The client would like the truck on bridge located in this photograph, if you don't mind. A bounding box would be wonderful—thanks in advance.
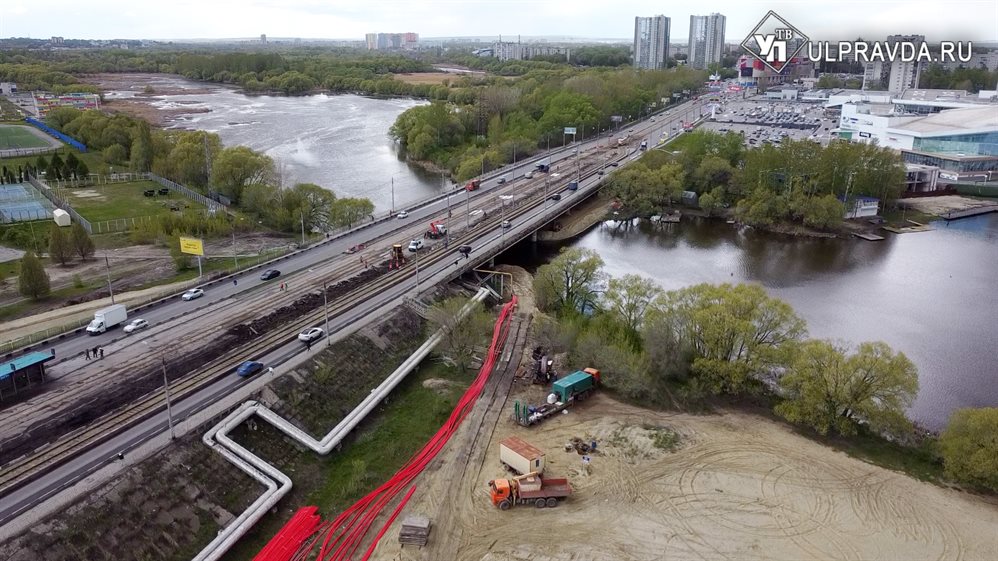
[465,179,481,191]
[86,304,127,335]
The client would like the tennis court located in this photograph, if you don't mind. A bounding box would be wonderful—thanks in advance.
[0,125,51,149]
[0,183,54,223]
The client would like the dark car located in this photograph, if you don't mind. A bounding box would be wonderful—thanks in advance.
[260,269,281,281]
[547,194,562,201]
[236,361,265,377]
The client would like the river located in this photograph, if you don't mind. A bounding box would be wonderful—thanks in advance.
[125,77,994,430]
[107,76,439,211]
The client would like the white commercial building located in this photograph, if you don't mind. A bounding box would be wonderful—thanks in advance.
[839,104,998,152]
[688,13,725,70]
[633,15,671,70]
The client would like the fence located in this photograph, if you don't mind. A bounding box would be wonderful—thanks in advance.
[90,215,158,234]
[0,146,58,159]
[146,173,226,213]
[26,175,93,233]
[24,117,87,152]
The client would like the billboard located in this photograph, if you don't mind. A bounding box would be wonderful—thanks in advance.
[179,236,204,256]
[564,127,577,135]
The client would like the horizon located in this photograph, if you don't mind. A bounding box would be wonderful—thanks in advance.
[2,1,996,44]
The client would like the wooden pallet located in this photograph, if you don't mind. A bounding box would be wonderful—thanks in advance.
[399,515,431,546]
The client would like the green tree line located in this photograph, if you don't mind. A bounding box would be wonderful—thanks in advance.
[390,66,707,180]
[608,130,905,230]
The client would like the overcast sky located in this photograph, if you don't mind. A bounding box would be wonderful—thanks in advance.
[2,0,996,42]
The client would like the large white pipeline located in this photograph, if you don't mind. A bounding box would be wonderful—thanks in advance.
[192,288,491,561]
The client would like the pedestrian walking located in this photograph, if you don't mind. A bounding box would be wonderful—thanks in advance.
[233,278,237,286]
[99,348,104,360]
[93,345,99,358]
[306,339,312,351]
[85,349,91,361]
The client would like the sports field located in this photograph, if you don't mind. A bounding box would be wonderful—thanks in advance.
[0,125,51,149]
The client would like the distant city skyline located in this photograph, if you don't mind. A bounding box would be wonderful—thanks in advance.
[1,0,995,43]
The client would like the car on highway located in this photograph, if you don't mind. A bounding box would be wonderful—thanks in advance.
[182,288,204,301]
[236,361,265,377]
[396,211,409,219]
[497,176,508,185]
[547,194,562,201]
[408,239,425,252]
[524,171,534,179]
[501,220,512,229]
[260,269,281,281]
[298,327,325,342]
[123,318,149,333]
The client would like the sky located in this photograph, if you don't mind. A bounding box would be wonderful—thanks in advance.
[2,0,996,42]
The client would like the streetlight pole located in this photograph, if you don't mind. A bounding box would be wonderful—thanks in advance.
[232,228,238,269]
[466,189,471,229]
[391,177,395,215]
[104,256,115,304]
[414,248,420,290]
[161,356,175,440]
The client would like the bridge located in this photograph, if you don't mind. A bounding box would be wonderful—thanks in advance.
[0,99,703,535]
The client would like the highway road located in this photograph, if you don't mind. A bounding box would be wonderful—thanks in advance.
[0,98,703,533]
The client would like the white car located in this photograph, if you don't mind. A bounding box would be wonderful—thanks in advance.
[524,171,534,179]
[123,318,149,333]
[182,288,204,301]
[298,327,325,342]
[396,211,409,219]
[501,220,512,229]
[408,239,425,252]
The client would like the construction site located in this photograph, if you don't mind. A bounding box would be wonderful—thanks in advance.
[2,266,997,561]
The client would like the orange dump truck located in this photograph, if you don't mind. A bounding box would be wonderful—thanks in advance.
[488,473,572,510]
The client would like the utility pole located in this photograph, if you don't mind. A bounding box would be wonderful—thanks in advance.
[161,357,175,440]
[231,228,238,269]
[104,256,115,304]
[391,177,395,214]
[466,189,471,229]
[414,248,421,290]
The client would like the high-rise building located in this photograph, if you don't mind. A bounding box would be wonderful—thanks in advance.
[633,15,671,70]
[365,32,420,51]
[688,13,726,69]
[260,34,267,44]
[862,35,926,92]
[365,33,378,50]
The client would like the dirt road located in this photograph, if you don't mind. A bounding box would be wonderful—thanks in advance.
[373,397,998,561]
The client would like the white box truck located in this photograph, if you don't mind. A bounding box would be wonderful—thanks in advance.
[499,436,545,476]
[86,304,127,335]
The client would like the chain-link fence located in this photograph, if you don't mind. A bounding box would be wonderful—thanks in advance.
[0,182,54,223]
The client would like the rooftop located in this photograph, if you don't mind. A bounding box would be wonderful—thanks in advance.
[0,351,55,382]
[891,106,998,136]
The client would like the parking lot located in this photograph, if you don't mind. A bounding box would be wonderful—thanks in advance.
[697,94,841,148]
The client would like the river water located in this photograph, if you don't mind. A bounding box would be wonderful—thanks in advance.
[112,76,438,211]
[131,77,995,430]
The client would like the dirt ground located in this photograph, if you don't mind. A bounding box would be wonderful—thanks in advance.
[373,396,998,561]
[86,74,218,127]
[899,195,998,216]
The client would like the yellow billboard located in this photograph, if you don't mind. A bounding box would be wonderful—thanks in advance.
[179,236,204,256]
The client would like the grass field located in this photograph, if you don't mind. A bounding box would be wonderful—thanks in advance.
[0,125,50,149]
[58,180,202,222]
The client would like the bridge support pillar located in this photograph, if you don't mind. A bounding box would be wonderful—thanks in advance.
[531,231,538,243]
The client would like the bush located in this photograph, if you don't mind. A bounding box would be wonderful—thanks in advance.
[938,407,998,492]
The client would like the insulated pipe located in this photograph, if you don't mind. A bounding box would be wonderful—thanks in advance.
[191,288,492,561]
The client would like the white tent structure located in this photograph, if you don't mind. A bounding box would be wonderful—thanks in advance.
[52,208,71,227]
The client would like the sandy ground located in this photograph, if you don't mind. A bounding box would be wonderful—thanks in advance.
[373,397,998,561]
[899,195,998,216]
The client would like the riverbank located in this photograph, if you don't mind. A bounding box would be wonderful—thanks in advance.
[537,195,610,243]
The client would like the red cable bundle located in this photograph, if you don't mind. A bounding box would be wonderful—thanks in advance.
[284,296,518,561]
[254,506,321,561]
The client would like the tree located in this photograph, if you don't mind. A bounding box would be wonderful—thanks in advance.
[603,274,662,334]
[666,283,807,394]
[938,408,998,491]
[330,197,374,229]
[48,224,73,265]
[70,222,95,261]
[210,146,274,203]
[775,340,919,435]
[534,247,606,314]
[129,120,155,172]
[18,251,50,300]
[698,186,725,216]
[427,297,493,371]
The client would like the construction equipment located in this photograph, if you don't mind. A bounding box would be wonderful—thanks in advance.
[390,244,406,269]
[531,347,554,384]
[499,437,545,475]
[513,368,600,427]
[425,220,447,239]
[488,472,572,510]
